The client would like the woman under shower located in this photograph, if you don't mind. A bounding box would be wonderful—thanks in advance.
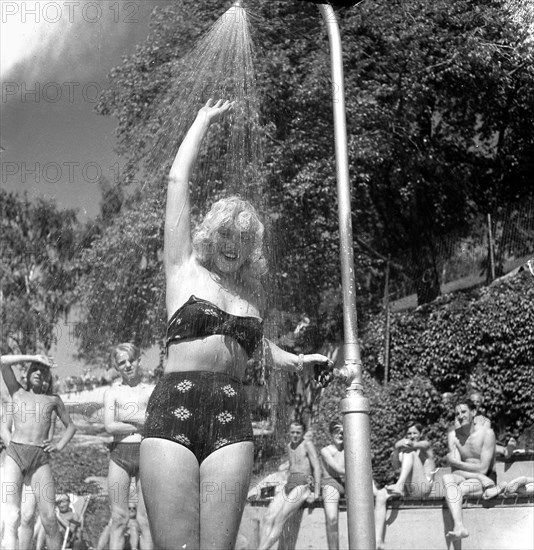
[140,99,333,550]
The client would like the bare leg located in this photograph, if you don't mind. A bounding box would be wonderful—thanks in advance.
[108,460,131,550]
[199,442,254,550]
[35,519,47,550]
[259,489,286,549]
[32,464,62,550]
[386,451,414,495]
[451,469,496,499]
[140,439,200,550]
[503,476,533,495]
[443,474,479,540]
[374,488,390,550]
[127,520,140,550]
[96,519,112,550]
[259,485,310,550]
[2,456,23,550]
[322,484,341,550]
[19,483,37,550]
[134,476,153,550]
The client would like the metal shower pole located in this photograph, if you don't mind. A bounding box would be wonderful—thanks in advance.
[317,3,376,549]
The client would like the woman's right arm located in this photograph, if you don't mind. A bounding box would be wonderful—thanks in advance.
[164,99,234,271]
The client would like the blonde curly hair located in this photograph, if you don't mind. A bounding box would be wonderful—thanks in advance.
[192,196,267,279]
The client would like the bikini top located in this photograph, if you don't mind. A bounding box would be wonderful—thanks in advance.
[166,295,264,357]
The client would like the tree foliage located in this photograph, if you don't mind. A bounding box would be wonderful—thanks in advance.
[314,271,534,484]
[78,0,534,356]
[0,190,80,354]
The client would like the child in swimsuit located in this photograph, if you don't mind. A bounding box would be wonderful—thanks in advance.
[320,421,346,550]
[1,354,76,550]
[104,343,153,550]
[258,421,321,550]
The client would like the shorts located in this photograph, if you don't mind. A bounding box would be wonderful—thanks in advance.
[321,475,345,496]
[284,472,314,496]
[144,371,253,464]
[5,442,49,478]
[109,442,140,478]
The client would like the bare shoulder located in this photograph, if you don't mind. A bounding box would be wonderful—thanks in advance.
[483,426,496,442]
[304,439,318,454]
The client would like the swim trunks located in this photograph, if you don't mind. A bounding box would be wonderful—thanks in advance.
[166,295,263,357]
[283,472,314,496]
[5,442,49,477]
[109,441,140,478]
[144,371,253,464]
[321,474,345,496]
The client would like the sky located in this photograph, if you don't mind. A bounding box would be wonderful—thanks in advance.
[1,0,176,219]
[1,0,176,376]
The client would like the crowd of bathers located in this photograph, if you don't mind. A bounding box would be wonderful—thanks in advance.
[254,393,534,550]
[2,351,533,550]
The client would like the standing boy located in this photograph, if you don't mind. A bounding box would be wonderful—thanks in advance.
[104,343,153,550]
[1,354,76,550]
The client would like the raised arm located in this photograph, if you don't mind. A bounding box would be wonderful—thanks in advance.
[164,99,234,271]
[2,354,56,399]
[0,354,41,395]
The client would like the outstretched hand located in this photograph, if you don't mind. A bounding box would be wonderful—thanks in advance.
[303,354,334,388]
[199,98,235,124]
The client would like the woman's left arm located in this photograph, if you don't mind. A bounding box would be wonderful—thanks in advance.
[264,339,333,386]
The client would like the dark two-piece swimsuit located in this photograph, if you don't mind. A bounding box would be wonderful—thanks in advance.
[143,295,263,463]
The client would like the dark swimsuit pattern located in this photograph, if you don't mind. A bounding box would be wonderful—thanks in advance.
[144,296,262,463]
[144,371,253,463]
[165,295,263,357]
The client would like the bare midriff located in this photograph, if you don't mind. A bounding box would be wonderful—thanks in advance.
[166,335,249,380]
[10,396,55,446]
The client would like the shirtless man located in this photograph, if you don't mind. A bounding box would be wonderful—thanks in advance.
[320,421,345,550]
[0,354,76,550]
[104,343,153,550]
[443,396,496,541]
[258,421,321,550]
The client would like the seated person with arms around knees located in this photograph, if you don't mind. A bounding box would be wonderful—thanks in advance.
[386,421,437,497]
[375,422,437,550]
[320,420,346,550]
[443,395,497,541]
[259,421,321,550]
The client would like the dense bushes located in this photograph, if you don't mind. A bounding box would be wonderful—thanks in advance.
[314,271,534,485]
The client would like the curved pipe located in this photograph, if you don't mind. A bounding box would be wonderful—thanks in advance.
[317,4,376,549]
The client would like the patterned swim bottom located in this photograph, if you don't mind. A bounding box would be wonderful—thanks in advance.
[144,371,253,464]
